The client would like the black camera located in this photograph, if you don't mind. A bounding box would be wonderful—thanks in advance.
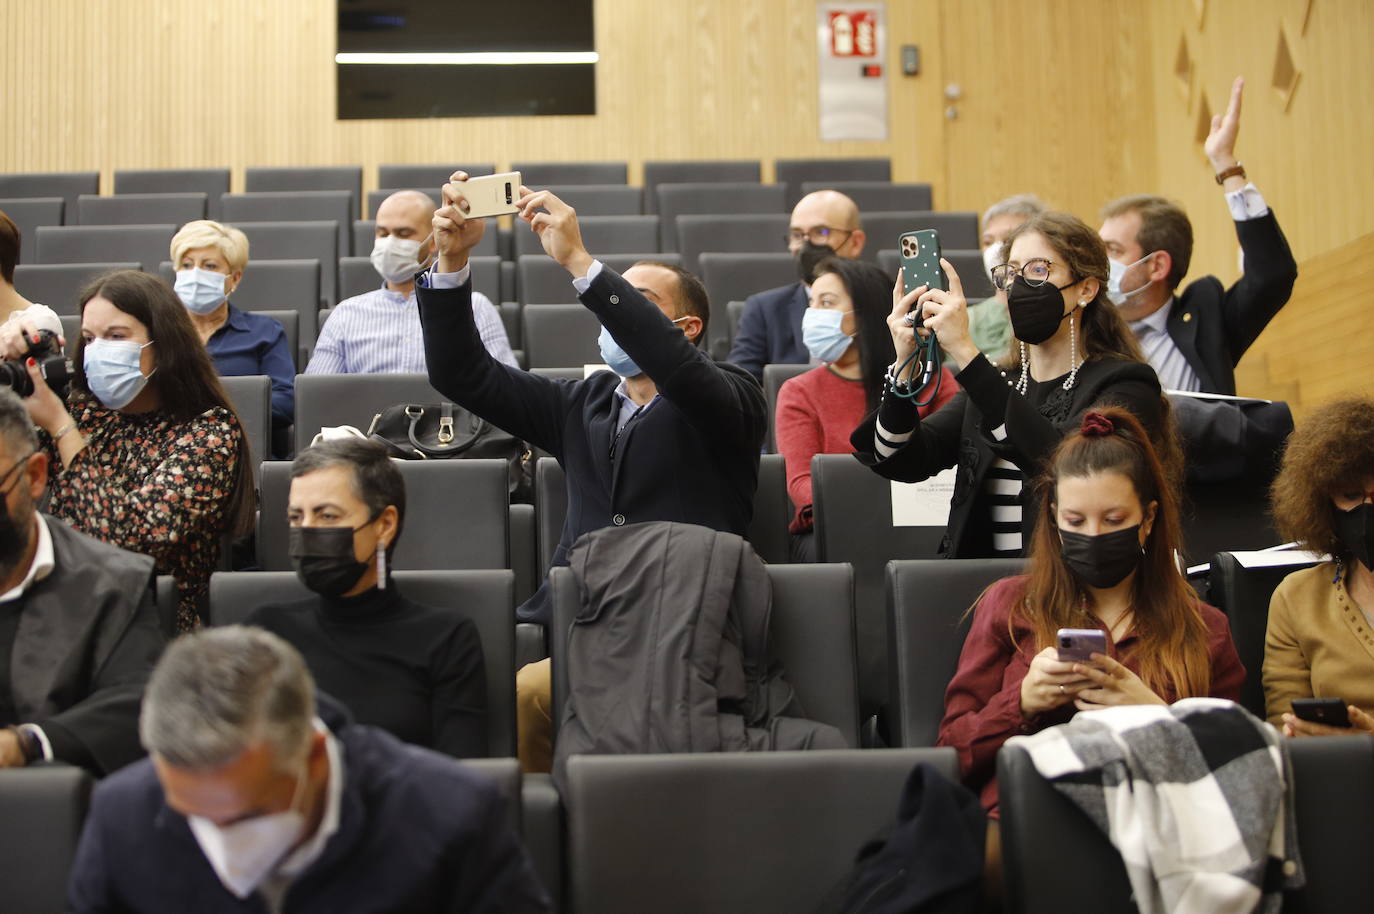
[0,330,72,399]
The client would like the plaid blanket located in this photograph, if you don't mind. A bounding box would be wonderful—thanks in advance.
[1007,698,1303,914]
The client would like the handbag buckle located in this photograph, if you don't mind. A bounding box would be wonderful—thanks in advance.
[438,416,454,444]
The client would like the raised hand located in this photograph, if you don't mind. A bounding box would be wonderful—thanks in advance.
[433,172,488,271]
[917,257,977,369]
[1205,76,1244,171]
[516,189,594,278]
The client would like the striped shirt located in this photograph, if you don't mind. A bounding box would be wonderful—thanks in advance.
[305,283,517,374]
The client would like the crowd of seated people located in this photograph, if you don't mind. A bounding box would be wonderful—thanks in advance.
[3,72,1366,913]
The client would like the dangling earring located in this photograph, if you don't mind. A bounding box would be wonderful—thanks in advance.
[376,540,387,591]
[1062,307,1082,391]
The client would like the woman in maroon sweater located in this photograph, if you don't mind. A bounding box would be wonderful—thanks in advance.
[776,258,956,561]
[937,406,1244,815]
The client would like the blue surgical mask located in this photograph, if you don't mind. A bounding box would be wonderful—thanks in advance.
[1106,254,1152,307]
[596,317,690,379]
[173,268,229,315]
[84,339,155,409]
[802,308,854,363]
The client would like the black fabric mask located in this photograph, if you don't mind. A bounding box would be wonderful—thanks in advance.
[1060,524,1144,589]
[1334,503,1374,571]
[796,241,834,284]
[1007,275,1079,344]
[289,526,369,598]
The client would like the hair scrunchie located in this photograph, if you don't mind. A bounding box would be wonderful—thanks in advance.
[1080,411,1115,437]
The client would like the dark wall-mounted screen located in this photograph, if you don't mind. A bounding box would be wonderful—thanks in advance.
[337,1,596,119]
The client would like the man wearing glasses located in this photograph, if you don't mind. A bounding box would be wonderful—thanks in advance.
[728,190,867,380]
[0,388,163,774]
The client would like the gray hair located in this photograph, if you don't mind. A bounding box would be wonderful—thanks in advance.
[981,193,1048,232]
[140,626,315,772]
[0,388,37,456]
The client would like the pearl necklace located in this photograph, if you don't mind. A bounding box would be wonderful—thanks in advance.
[1001,309,1083,395]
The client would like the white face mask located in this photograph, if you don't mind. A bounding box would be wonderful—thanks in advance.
[1106,254,1153,307]
[370,233,431,284]
[174,268,229,315]
[187,762,309,899]
[981,244,1002,282]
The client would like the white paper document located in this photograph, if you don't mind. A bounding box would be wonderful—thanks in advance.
[891,468,957,527]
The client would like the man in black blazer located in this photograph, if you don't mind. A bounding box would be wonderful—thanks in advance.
[727,189,867,379]
[418,174,767,771]
[1100,76,1297,484]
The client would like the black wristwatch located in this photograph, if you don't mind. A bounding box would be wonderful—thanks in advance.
[7,726,40,764]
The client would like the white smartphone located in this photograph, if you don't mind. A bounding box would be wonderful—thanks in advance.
[456,171,522,218]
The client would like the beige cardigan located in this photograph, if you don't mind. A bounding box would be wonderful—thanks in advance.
[1263,562,1374,725]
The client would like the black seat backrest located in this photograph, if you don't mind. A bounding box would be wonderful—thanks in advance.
[243,166,362,219]
[76,193,207,227]
[510,161,628,186]
[774,158,891,207]
[13,262,141,314]
[514,215,659,258]
[377,163,496,189]
[860,211,981,260]
[535,457,568,576]
[209,569,516,758]
[799,180,933,213]
[643,160,761,213]
[699,253,797,358]
[877,247,995,300]
[34,224,174,271]
[1207,550,1320,718]
[677,213,790,275]
[887,558,1026,747]
[0,171,98,222]
[227,221,337,306]
[114,169,231,218]
[522,304,603,368]
[762,362,810,453]
[222,191,353,258]
[656,183,788,252]
[0,197,65,261]
[0,766,93,914]
[217,375,270,485]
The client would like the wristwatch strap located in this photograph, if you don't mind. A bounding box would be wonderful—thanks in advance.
[1214,163,1246,185]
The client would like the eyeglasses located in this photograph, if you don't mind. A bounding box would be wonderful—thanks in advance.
[990,258,1068,292]
[785,226,854,246]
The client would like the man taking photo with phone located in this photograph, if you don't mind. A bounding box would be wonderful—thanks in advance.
[415,173,767,772]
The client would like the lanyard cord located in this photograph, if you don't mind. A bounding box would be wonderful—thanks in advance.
[890,330,943,408]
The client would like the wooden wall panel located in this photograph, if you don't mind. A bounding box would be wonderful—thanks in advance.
[0,0,943,192]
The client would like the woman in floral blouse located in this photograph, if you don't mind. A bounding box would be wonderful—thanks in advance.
[0,270,255,631]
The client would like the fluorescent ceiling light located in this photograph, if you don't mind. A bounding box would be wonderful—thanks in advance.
[336,51,599,66]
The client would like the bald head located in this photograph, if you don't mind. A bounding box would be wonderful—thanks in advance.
[788,190,865,259]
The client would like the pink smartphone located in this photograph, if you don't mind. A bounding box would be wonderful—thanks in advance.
[1056,628,1107,663]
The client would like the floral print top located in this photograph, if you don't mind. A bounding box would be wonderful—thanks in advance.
[44,392,244,632]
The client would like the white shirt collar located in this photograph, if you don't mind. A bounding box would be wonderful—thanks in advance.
[275,721,344,879]
[1128,297,1176,337]
[0,514,55,604]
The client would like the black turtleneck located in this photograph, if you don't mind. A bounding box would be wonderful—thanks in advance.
[246,582,487,758]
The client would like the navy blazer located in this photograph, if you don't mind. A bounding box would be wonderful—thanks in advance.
[1166,211,1297,396]
[727,281,810,380]
[68,724,551,913]
[418,265,767,625]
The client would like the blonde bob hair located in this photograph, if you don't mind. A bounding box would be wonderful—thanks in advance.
[170,220,250,274]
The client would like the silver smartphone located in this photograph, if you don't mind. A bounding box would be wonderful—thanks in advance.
[1056,628,1107,663]
[456,171,522,218]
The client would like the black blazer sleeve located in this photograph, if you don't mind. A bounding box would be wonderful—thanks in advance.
[1221,211,1298,361]
[417,276,578,458]
[585,266,767,455]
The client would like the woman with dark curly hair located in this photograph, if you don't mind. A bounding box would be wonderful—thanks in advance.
[1264,396,1374,736]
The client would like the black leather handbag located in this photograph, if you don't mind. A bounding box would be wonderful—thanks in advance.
[366,402,533,501]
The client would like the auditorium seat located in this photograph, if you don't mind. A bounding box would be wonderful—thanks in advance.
[643,160,761,214]
[510,161,627,185]
[509,502,537,604]
[550,561,861,747]
[377,163,496,189]
[531,184,642,216]
[114,168,231,219]
[252,308,300,369]
[354,218,498,260]
[256,459,511,572]
[656,183,788,252]
[727,300,746,349]
[516,252,680,305]
[800,180,934,213]
[218,375,270,482]
[221,191,353,257]
[209,569,517,758]
[514,215,659,257]
[243,166,363,218]
[522,305,602,368]
[535,457,567,576]
[13,262,139,313]
[999,734,1374,914]
[0,171,99,222]
[887,558,1025,747]
[1207,550,1320,718]
[762,362,809,452]
[774,158,890,207]
[699,253,797,359]
[34,224,174,272]
[748,453,792,565]
[564,747,957,914]
[859,211,981,258]
[229,222,338,306]
[365,188,442,219]
[0,766,93,914]
[158,259,321,347]
[677,213,790,275]
[877,247,995,300]
[811,453,946,716]
[0,198,64,261]
[292,372,443,454]
[77,193,206,227]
